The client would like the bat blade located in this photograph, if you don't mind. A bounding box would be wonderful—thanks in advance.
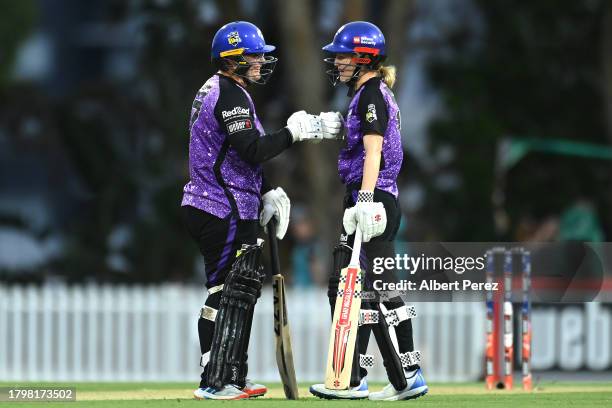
[325,263,362,390]
[273,274,299,399]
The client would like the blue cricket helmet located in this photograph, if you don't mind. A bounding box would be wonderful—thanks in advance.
[322,21,386,57]
[322,21,387,86]
[211,21,275,59]
[211,21,277,85]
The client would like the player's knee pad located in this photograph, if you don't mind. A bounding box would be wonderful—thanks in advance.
[207,242,264,389]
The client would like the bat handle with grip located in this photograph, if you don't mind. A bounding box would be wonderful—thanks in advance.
[267,220,281,276]
[349,228,362,266]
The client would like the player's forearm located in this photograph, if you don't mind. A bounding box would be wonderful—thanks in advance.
[228,128,293,164]
[361,150,381,192]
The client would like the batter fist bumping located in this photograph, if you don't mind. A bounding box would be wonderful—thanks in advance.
[286,110,344,142]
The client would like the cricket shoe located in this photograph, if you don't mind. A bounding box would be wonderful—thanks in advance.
[368,368,428,401]
[193,384,249,400]
[243,379,267,397]
[309,377,369,399]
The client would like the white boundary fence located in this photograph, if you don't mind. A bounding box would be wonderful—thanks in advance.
[0,284,485,382]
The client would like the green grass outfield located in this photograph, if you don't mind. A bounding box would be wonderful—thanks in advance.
[0,382,611,407]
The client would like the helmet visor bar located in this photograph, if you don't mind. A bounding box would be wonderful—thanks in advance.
[323,56,364,87]
[221,54,278,85]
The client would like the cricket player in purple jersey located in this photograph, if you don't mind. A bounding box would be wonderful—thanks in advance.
[310,22,428,401]
[181,21,342,400]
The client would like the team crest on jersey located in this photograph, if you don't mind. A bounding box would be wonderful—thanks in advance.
[366,104,377,123]
[227,31,242,47]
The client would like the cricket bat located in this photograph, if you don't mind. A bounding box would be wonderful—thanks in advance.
[268,222,299,400]
[325,228,363,390]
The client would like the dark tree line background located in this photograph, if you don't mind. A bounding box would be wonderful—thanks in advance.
[1,0,610,284]
[426,0,612,240]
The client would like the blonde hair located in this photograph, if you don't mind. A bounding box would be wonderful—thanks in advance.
[378,65,396,89]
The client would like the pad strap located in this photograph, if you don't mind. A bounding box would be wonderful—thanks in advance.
[359,309,379,325]
[399,350,421,367]
[384,305,417,327]
[360,354,375,368]
[200,351,210,367]
[208,284,224,295]
[200,305,218,321]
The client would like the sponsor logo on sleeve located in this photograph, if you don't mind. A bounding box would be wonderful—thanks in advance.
[222,106,250,119]
[227,119,252,134]
[366,104,377,123]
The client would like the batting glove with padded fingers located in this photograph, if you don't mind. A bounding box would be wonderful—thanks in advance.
[260,187,290,240]
[286,111,342,143]
[319,111,344,140]
[343,190,387,242]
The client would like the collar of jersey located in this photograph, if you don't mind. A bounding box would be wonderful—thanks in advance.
[347,75,381,97]
[216,72,247,89]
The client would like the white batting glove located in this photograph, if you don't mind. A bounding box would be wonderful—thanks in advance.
[319,111,344,140]
[260,187,290,240]
[286,111,342,143]
[343,190,387,242]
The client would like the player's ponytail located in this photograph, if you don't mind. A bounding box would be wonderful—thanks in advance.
[378,65,396,89]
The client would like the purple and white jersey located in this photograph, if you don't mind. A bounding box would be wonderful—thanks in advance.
[338,77,403,197]
[181,74,292,220]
